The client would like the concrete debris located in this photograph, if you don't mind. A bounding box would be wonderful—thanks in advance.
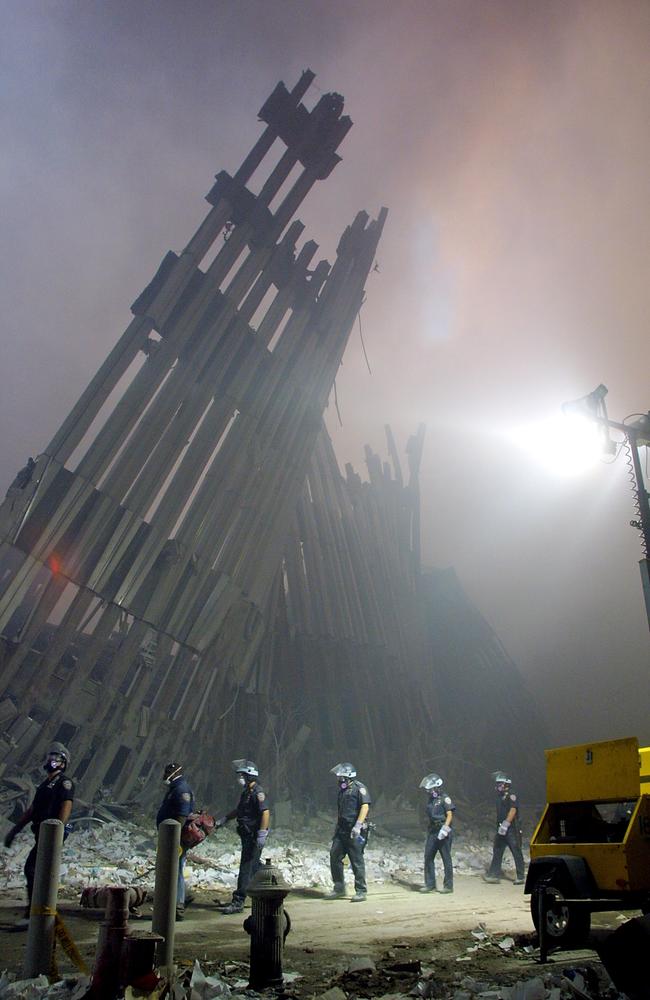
[345,956,377,974]
[413,964,628,1000]
[505,978,546,999]
[314,989,347,1000]
[189,960,231,1000]
[0,977,90,1000]
[0,977,50,1000]
[1,815,517,898]
[0,815,629,1000]
[0,955,630,1000]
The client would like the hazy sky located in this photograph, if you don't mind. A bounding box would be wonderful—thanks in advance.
[2,0,648,746]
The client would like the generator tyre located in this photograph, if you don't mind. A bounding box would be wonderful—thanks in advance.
[530,877,591,948]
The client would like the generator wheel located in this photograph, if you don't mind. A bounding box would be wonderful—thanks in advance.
[530,877,591,948]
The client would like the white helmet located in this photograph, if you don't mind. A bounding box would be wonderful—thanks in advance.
[419,773,443,791]
[330,762,356,779]
[232,758,258,778]
[492,770,512,786]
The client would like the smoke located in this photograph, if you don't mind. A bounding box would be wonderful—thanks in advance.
[1,0,648,745]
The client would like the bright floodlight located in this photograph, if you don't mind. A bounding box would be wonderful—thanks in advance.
[509,413,604,478]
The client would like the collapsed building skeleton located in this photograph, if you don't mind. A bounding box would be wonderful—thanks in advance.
[0,71,544,812]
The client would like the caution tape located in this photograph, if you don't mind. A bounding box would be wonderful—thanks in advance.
[55,914,89,975]
[29,906,89,979]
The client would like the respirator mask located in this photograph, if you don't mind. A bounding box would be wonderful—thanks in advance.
[44,755,64,774]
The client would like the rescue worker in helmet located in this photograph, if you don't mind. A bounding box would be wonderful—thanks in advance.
[419,773,455,893]
[215,759,270,914]
[326,763,371,902]
[156,762,195,920]
[3,743,74,928]
[483,770,525,885]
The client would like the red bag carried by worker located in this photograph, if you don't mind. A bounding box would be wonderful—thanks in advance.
[181,811,215,848]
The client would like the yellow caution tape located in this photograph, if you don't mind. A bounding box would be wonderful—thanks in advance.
[50,943,59,982]
[29,907,89,979]
[54,914,89,975]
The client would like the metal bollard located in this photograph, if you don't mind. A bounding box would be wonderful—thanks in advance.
[151,819,180,971]
[23,818,64,978]
[244,859,291,990]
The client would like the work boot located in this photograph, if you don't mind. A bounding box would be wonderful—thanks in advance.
[482,874,500,884]
[419,885,436,893]
[221,901,244,914]
[513,878,525,886]
[439,886,453,894]
[350,892,367,902]
[175,906,185,921]
[324,885,346,899]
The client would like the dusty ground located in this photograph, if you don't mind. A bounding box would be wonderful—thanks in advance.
[0,874,618,994]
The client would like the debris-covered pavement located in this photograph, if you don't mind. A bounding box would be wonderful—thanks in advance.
[0,813,634,999]
[0,811,504,897]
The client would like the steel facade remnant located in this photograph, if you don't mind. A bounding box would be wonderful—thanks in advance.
[0,72,386,800]
[0,72,546,810]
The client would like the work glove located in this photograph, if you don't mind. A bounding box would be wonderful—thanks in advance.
[351,821,363,841]
[498,820,511,836]
[437,824,451,840]
[4,828,17,849]
[256,829,269,847]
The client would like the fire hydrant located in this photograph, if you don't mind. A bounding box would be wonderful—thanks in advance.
[244,859,291,990]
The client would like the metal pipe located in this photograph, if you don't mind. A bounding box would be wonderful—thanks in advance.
[151,819,180,971]
[91,887,130,999]
[23,819,64,978]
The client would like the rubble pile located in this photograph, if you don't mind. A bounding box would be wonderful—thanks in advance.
[0,958,631,1000]
[0,815,516,898]
[329,945,627,1000]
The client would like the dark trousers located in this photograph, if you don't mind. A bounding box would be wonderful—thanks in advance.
[177,847,188,907]
[24,824,69,907]
[330,829,367,894]
[24,841,38,904]
[233,834,262,903]
[487,827,525,880]
[424,830,453,890]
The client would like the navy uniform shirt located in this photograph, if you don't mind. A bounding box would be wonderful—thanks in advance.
[236,782,270,836]
[336,779,371,831]
[496,789,520,825]
[426,792,455,831]
[31,772,74,831]
[156,776,194,827]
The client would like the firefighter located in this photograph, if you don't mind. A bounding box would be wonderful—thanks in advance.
[483,770,525,884]
[419,773,455,893]
[156,762,195,920]
[326,762,371,902]
[3,742,74,928]
[215,759,270,914]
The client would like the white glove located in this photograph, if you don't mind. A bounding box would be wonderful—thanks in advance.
[351,822,363,840]
[498,820,511,836]
[256,829,269,847]
[437,824,451,840]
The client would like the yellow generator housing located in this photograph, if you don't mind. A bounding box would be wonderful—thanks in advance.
[526,737,650,947]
